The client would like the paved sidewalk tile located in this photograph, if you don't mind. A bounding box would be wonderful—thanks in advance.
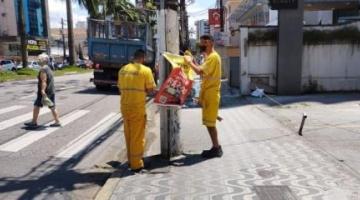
[109,97,360,200]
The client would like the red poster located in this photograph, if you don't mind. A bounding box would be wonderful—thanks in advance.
[208,9,221,26]
[155,68,193,106]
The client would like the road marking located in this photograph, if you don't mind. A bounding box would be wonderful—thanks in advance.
[0,105,26,115]
[56,112,120,158]
[0,109,51,131]
[19,94,36,100]
[0,110,90,152]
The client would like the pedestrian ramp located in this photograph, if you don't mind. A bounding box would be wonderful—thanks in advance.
[0,105,121,159]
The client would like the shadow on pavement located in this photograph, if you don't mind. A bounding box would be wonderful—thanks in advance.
[21,125,48,131]
[170,153,207,167]
[0,120,123,199]
[114,153,208,179]
[75,87,119,96]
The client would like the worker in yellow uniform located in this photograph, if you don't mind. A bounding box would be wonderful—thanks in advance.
[118,49,156,172]
[184,35,223,158]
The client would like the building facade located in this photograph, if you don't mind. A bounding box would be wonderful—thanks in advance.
[195,19,210,40]
[0,0,50,58]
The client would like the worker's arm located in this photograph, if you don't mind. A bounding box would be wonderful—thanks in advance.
[145,68,157,97]
[40,71,47,97]
[184,56,202,75]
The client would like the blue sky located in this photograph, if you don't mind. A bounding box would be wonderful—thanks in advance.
[48,0,216,29]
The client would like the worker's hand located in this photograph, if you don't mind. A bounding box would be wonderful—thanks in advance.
[147,88,158,97]
[41,90,47,97]
[184,55,193,64]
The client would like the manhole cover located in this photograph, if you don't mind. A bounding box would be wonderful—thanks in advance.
[254,186,298,200]
[257,170,276,178]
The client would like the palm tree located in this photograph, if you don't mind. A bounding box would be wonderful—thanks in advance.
[74,0,101,18]
[75,0,156,23]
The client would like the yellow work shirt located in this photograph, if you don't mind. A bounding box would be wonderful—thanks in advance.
[200,51,222,95]
[199,51,222,127]
[118,63,156,109]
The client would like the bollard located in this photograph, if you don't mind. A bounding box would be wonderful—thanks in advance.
[298,113,307,136]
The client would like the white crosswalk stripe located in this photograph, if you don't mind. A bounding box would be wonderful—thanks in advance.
[0,105,26,115]
[19,94,36,100]
[56,112,120,158]
[0,110,90,152]
[0,109,51,131]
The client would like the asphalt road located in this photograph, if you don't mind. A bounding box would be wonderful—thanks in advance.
[0,73,125,200]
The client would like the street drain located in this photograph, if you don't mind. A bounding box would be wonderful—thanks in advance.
[254,185,298,200]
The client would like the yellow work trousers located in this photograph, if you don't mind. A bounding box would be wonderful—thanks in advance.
[200,90,220,127]
[121,106,146,170]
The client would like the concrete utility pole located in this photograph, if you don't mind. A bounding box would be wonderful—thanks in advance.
[277,0,304,95]
[159,0,182,159]
[65,0,75,65]
[17,0,28,68]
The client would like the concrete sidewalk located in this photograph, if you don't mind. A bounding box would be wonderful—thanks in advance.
[97,91,360,200]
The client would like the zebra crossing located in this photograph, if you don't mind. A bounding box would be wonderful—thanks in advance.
[0,104,121,159]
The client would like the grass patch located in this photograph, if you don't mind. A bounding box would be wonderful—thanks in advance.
[0,66,93,83]
[0,70,18,82]
[16,68,39,76]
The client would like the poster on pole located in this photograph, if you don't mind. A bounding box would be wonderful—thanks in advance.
[154,52,194,107]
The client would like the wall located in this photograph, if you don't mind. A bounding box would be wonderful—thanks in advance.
[302,44,360,92]
[240,22,360,94]
[248,44,277,93]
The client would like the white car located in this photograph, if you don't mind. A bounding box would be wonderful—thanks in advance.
[28,61,40,70]
[17,61,40,70]
[0,60,17,71]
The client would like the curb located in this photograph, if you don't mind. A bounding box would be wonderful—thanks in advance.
[94,100,158,200]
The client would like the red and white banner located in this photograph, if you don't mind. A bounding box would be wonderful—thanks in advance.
[208,9,221,26]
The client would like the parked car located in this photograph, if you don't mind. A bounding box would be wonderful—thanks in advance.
[28,61,40,70]
[17,61,41,70]
[76,59,86,68]
[0,60,17,71]
[55,61,69,70]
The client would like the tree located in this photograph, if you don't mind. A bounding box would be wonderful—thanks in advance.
[66,0,76,65]
[75,0,156,23]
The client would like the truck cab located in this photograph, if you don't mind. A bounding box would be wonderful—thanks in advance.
[88,19,154,90]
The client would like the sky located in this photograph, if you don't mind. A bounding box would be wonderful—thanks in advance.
[48,0,216,29]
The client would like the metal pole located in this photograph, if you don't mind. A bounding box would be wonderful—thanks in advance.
[298,113,307,136]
